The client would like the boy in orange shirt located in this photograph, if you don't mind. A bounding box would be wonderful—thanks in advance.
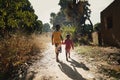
[52,25,63,62]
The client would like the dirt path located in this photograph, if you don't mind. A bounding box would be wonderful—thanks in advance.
[25,43,104,80]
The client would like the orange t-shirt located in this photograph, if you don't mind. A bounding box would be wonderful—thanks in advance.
[52,31,62,44]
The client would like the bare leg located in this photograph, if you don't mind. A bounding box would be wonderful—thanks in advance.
[59,46,62,53]
[66,51,68,61]
[56,45,60,62]
[58,45,62,53]
[68,52,70,58]
[56,52,59,62]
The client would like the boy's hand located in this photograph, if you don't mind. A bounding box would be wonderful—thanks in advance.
[62,41,64,44]
[72,47,74,50]
[52,43,54,45]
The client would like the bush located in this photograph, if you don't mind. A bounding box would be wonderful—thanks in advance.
[61,25,76,39]
[0,33,45,75]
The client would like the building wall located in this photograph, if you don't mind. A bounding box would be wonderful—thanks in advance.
[100,0,120,47]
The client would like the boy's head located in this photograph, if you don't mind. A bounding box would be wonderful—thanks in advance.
[55,25,60,31]
[66,34,70,39]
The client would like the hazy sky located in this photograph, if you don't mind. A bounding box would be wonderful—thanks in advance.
[29,0,114,25]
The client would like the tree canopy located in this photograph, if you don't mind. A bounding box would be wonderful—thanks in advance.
[42,23,51,32]
[50,0,93,34]
[0,0,43,35]
[59,0,93,33]
[50,11,72,28]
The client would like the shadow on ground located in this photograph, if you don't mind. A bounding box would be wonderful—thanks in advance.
[58,59,87,80]
[69,58,89,71]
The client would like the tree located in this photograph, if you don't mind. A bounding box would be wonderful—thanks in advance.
[34,20,43,33]
[43,23,51,32]
[0,0,43,36]
[50,10,73,29]
[50,12,56,25]
[59,0,93,33]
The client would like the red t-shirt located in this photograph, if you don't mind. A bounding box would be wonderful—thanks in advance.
[64,39,73,50]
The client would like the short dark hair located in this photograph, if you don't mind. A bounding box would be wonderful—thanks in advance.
[55,25,60,30]
[56,24,60,28]
[66,34,70,38]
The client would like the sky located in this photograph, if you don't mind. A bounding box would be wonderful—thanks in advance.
[29,0,114,25]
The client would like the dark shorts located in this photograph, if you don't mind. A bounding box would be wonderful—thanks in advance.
[55,43,60,47]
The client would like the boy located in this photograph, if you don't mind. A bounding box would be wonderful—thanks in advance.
[63,34,74,61]
[52,25,63,62]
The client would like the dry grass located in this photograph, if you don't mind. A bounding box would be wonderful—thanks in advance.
[76,46,120,79]
[31,33,51,52]
[0,33,48,74]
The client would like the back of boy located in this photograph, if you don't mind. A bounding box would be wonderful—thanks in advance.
[52,31,62,45]
[52,25,63,62]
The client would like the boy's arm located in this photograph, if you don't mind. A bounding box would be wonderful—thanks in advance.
[62,40,66,44]
[60,35,63,42]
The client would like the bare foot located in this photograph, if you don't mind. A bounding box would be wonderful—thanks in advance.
[56,59,60,62]
[66,58,68,61]
[69,56,71,58]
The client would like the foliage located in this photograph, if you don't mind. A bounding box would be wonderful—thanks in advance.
[81,24,93,34]
[34,20,43,33]
[0,0,43,35]
[61,25,76,39]
[50,11,72,27]
[42,23,51,32]
[59,0,93,27]
[50,12,56,25]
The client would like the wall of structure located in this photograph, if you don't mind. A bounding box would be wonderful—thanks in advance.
[100,0,120,47]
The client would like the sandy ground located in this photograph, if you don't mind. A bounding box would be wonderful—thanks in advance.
[25,43,105,80]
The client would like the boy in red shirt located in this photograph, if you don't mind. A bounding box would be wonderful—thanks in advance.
[63,34,74,61]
